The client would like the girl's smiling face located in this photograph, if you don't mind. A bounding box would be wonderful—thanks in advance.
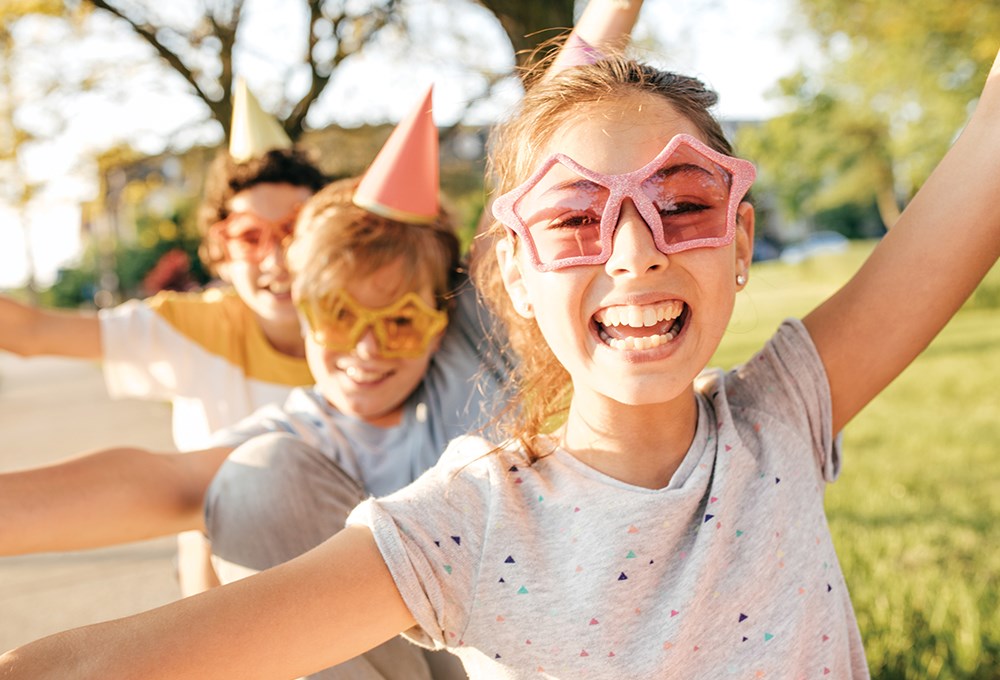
[497,93,754,409]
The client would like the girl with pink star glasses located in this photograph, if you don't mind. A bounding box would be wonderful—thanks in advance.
[4,9,1000,680]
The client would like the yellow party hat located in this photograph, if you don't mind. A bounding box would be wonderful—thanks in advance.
[229,77,293,162]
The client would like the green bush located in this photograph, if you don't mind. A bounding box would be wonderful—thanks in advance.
[42,200,210,308]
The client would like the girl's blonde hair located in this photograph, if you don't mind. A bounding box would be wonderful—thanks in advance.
[288,177,461,310]
[474,55,734,461]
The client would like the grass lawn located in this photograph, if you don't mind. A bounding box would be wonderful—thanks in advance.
[713,242,1000,679]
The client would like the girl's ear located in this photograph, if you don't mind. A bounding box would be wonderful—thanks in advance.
[735,201,756,274]
[495,237,535,319]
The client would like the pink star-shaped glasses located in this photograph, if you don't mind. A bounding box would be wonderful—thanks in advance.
[492,133,756,272]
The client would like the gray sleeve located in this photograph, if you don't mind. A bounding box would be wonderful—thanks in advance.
[730,319,841,482]
[346,436,495,649]
[205,433,365,580]
[208,402,298,448]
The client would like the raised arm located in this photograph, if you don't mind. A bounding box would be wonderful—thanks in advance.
[0,525,413,680]
[0,445,231,555]
[0,295,102,359]
[546,0,643,76]
[803,48,1000,432]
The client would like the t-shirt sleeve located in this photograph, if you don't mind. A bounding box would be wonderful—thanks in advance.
[728,319,841,482]
[98,293,190,400]
[346,435,495,649]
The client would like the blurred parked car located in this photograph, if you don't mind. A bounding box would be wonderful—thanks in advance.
[779,231,849,264]
[752,236,782,263]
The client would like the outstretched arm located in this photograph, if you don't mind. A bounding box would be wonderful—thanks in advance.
[0,446,231,555]
[0,295,102,359]
[804,48,1000,432]
[0,525,414,680]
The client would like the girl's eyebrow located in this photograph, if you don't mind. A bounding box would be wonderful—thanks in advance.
[538,177,604,197]
[648,163,716,182]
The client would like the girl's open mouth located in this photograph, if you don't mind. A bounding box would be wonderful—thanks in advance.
[593,300,688,351]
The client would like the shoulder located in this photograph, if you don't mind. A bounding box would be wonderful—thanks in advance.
[423,434,507,484]
[142,288,234,313]
[699,319,840,479]
[124,288,244,332]
[699,319,824,402]
[380,435,520,509]
[432,274,514,385]
[97,289,242,351]
[209,387,321,447]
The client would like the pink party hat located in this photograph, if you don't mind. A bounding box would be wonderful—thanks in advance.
[353,86,438,224]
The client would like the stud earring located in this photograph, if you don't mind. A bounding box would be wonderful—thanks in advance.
[517,301,534,317]
[736,273,747,286]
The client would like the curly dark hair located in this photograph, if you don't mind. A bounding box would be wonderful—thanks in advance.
[198,147,330,272]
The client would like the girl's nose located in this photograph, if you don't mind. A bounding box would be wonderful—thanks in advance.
[604,199,668,276]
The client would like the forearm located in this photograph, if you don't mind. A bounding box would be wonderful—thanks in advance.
[549,0,643,74]
[572,0,642,51]
[0,447,227,555]
[0,296,102,359]
[0,526,415,679]
[805,48,1000,430]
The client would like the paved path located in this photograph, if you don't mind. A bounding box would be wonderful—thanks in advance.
[0,353,180,651]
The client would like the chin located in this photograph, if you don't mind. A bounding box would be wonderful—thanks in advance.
[592,376,692,408]
[259,297,298,320]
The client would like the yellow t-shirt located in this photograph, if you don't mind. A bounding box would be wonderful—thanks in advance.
[99,288,313,451]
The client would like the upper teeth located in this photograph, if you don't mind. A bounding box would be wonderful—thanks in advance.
[594,301,683,328]
[345,366,387,382]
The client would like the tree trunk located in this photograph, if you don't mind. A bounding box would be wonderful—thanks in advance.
[477,0,576,68]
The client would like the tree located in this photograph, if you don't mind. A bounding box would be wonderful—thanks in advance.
[6,0,574,143]
[0,0,68,299]
[738,77,899,231]
[739,0,998,231]
[479,0,574,67]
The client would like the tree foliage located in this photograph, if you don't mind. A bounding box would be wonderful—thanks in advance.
[4,0,573,144]
[0,0,70,296]
[1,0,577,298]
[737,0,998,232]
[75,0,406,140]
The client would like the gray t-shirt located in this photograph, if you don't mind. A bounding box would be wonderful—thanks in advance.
[210,278,512,497]
[348,320,870,678]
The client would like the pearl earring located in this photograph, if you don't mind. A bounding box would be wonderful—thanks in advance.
[736,273,747,286]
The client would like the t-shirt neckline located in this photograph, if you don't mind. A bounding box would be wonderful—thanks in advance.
[550,393,712,493]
